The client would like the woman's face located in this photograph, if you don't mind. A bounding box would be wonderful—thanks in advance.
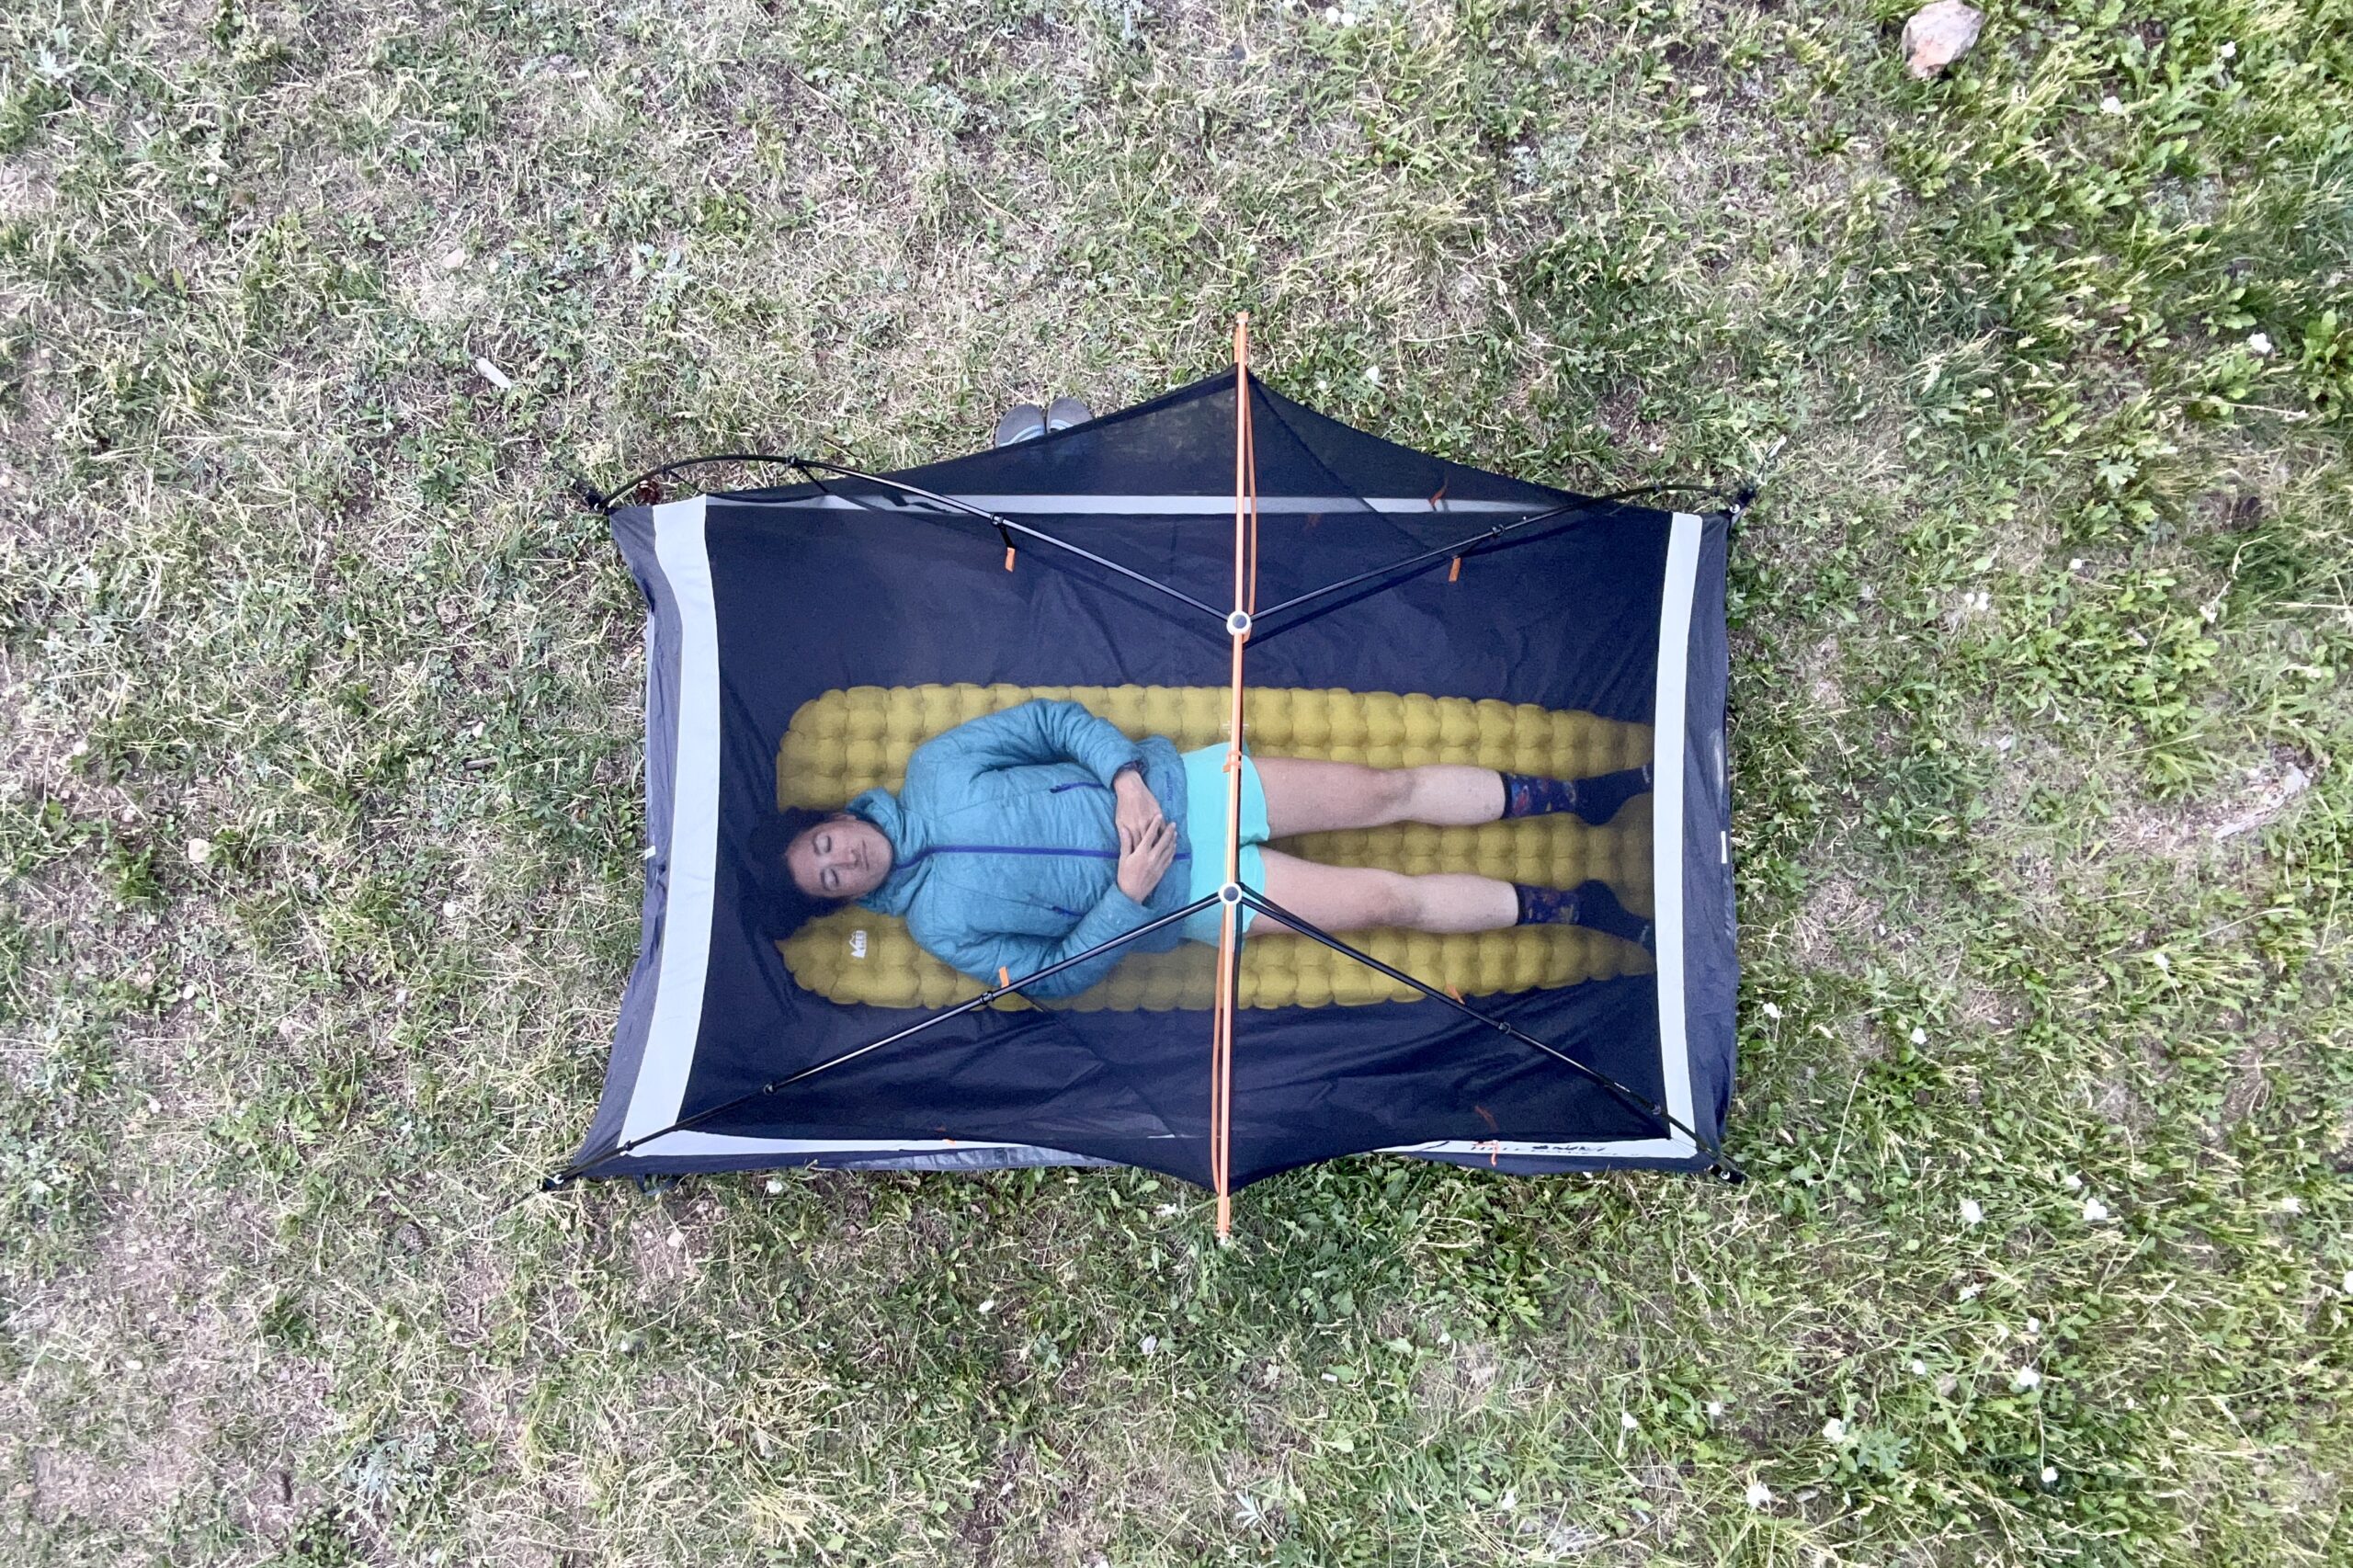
[787,814,892,900]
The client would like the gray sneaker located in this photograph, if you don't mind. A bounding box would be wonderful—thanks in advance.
[1045,395,1094,432]
[994,403,1046,447]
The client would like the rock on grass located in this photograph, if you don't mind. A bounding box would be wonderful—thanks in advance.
[1903,1,1984,78]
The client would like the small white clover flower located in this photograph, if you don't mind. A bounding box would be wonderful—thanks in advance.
[2013,1366,2041,1391]
[2220,41,2236,59]
[1706,1400,1724,1417]
[1960,1282,1983,1300]
[1823,1417,1847,1442]
[2062,1172,2084,1190]
[2099,95,2124,114]
[1140,1335,1159,1355]
[1761,1001,1782,1020]
[2278,1196,2302,1214]
[1745,1480,1774,1508]
[2084,1197,2111,1222]
[1961,1198,1984,1226]
[1910,1026,1927,1045]
[1621,1412,1639,1432]
[2041,1465,2059,1483]
[186,837,213,865]
[765,1176,784,1194]
[2340,1270,2353,1296]
[1910,1358,1927,1376]
[2247,332,2274,357]
[2025,1315,2041,1335]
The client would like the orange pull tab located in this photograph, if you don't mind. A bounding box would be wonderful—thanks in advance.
[1446,984,1464,1004]
[1004,547,1017,572]
[1449,556,1462,584]
[997,966,1011,990]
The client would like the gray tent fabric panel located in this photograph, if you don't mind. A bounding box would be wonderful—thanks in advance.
[581,1141,1116,1177]
[1681,513,1739,1146]
[569,503,686,1165]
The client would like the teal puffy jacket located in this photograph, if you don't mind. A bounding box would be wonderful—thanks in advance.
[847,699,1193,999]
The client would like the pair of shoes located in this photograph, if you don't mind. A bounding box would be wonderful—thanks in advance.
[993,396,1093,448]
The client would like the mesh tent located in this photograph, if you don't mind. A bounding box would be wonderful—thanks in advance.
[557,335,1740,1223]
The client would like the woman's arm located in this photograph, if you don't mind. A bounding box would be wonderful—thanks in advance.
[909,699,1142,789]
[915,882,1155,1002]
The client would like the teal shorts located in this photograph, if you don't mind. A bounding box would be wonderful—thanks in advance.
[1177,744,1267,944]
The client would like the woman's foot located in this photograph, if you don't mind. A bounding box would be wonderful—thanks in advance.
[1500,765,1653,826]
[1512,880,1654,951]
[994,403,1047,447]
[1045,394,1094,431]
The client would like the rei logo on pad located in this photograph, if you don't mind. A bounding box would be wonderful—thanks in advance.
[849,929,869,960]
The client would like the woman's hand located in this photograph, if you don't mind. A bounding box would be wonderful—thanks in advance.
[1117,816,1178,903]
[1113,767,1163,844]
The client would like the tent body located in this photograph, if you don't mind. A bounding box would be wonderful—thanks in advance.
[567,374,1735,1191]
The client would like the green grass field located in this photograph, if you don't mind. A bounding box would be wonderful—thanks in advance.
[3,0,2348,1562]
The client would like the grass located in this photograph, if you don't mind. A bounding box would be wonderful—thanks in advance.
[1,0,2348,1562]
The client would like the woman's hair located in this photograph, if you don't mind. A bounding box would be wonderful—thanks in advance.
[749,806,850,939]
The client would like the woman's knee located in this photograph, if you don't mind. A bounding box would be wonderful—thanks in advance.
[1358,869,1420,928]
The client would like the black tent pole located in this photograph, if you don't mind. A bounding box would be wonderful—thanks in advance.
[545,892,1222,1189]
[783,459,1230,622]
[1249,503,1585,624]
[1237,890,1745,1183]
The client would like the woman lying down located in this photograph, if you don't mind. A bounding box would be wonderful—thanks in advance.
[770,699,1654,1001]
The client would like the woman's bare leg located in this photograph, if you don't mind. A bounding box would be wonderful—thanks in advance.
[1254,756,1505,837]
[1256,848,1515,934]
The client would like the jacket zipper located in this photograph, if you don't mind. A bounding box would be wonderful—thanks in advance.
[911,842,1192,863]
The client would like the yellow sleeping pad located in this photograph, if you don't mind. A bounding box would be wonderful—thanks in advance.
[775,684,1654,1009]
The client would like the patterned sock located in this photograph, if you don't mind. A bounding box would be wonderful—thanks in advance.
[1513,881,1654,951]
[1499,765,1653,825]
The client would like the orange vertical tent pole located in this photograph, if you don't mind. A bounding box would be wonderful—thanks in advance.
[1210,312,1260,1237]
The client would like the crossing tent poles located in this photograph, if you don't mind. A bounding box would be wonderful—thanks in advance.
[555,318,1745,1219]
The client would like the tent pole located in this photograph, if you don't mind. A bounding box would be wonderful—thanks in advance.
[1209,313,1260,1236]
[1236,890,1745,1182]
[785,458,1230,623]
